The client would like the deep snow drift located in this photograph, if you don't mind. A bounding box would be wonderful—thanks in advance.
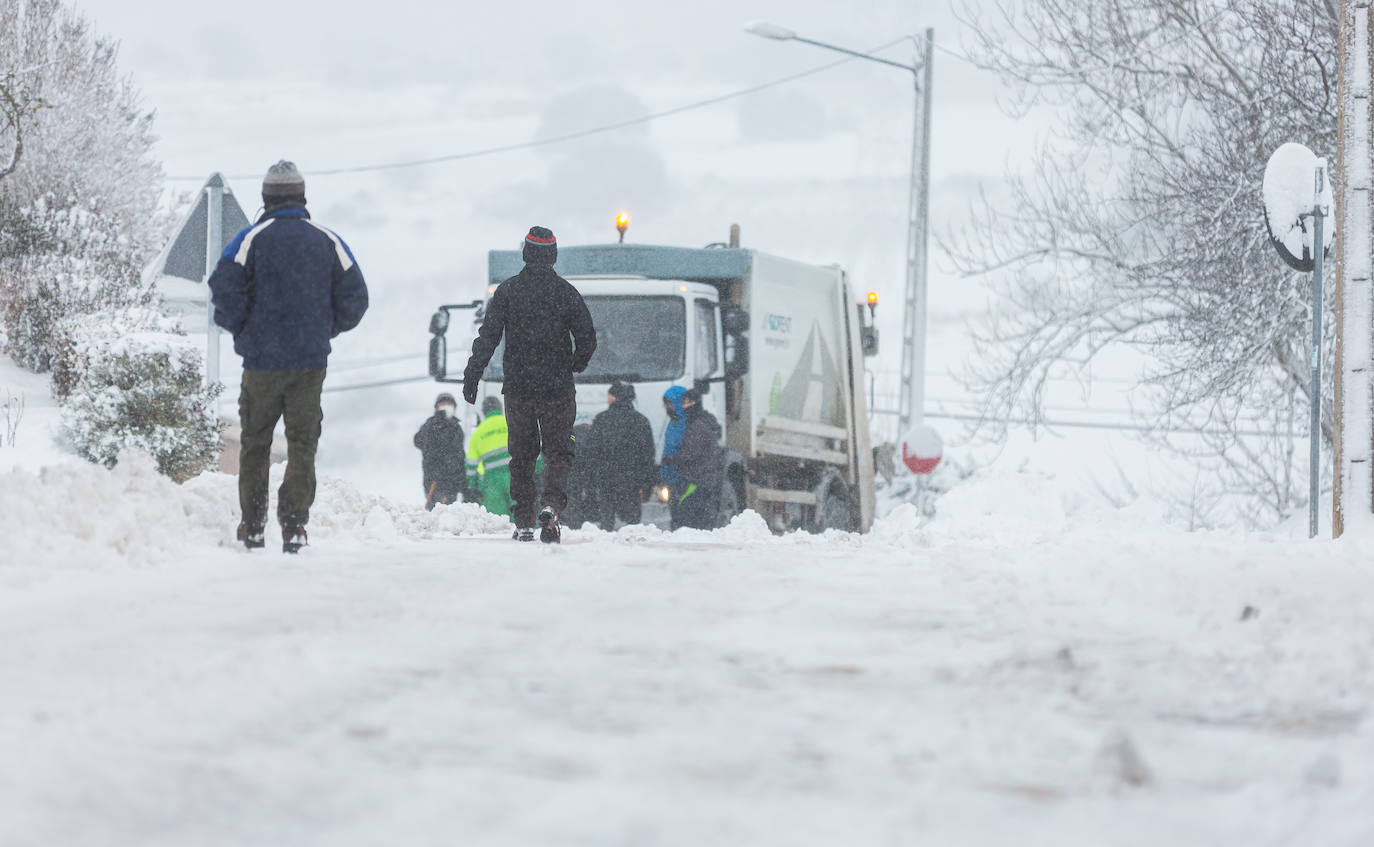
[2,448,1372,845]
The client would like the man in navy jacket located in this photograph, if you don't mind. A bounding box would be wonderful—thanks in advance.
[209,160,368,553]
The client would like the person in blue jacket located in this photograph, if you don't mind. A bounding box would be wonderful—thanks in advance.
[209,161,369,553]
[661,387,722,530]
[659,386,688,527]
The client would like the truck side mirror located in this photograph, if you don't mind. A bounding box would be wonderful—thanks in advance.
[724,334,749,379]
[428,335,447,379]
[429,309,450,336]
[722,304,749,379]
[721,305,749,334]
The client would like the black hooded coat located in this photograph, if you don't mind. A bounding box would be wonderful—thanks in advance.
[463,264,597,401]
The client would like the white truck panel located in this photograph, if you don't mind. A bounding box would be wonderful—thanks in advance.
[735,252,850,459]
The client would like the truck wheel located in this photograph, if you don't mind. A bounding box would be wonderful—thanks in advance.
[817,487,852,532]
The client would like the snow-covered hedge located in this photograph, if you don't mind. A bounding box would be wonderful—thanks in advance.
[1,0,164,373]
[59,308,221,482]
[0,200,155,376]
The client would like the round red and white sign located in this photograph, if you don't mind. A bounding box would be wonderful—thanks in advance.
[900,424,943,475]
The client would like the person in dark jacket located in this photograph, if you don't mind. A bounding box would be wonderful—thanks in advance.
[414,393,466,510]
[661,388,722,530]
[659,386,687,525]
[582,380,656,530]
[209,160,368,553]
[462,226,596,543]
[561,422,596,529]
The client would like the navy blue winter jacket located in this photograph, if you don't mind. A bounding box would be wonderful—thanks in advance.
[208,207,369,371]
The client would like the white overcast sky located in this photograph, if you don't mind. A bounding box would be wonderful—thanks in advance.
[71,0,1025,182]
[67,0,1046,416]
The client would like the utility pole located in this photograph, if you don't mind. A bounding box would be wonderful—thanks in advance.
[204,180,223,393]
[898,28,934,434]
[1334,0,1374,536]
[745,21,934,438]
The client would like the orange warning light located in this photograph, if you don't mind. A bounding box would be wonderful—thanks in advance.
[867,291,878,307]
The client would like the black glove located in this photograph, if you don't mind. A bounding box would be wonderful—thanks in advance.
[462,379,478,405]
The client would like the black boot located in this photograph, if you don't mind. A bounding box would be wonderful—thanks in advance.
[282,526,308,554]
[237,522,265,550]
[538,507,560,544]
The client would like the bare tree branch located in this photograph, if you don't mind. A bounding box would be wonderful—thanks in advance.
[947,0,1334,527]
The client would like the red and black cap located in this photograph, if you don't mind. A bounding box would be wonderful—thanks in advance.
[522,225,558,265]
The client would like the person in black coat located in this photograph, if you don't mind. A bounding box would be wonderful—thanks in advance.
[661,388,722,530]
[561,422,596,529]
[461,226,597,543]
[413,392,466,509]
[581,380,657,530]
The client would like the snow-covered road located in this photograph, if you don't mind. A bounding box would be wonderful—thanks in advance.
[2,456,1372,845]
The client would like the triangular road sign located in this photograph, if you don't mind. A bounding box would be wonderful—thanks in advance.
[148,173,251,284]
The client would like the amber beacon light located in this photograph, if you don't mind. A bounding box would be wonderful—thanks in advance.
[616,212,630,243]
[867,291,878,316]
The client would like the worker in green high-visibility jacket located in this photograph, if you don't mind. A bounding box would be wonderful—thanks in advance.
[465,396,545,519]
[466,396,514,518]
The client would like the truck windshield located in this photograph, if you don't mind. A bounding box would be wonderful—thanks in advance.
[482,295,686,382]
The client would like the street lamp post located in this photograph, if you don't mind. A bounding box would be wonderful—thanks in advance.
[746,22,934,434]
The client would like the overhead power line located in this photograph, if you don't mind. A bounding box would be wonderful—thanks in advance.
[329,352,425,372]
[167,37,916,182]
[873,407,1299,440]
[321,374,431,394]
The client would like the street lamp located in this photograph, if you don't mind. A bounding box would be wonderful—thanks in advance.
[745,22,934,434]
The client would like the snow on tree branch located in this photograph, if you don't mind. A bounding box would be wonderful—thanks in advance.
[947,0,1337,527]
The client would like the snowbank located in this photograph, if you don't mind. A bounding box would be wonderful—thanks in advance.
[2,449,516,567]
[2,448,1211,569]
[0,450,211,567]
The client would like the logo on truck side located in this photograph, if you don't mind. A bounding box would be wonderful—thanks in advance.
[765,313,793,333]
[764,313,793,349]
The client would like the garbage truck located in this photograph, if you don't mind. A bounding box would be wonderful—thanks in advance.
[427,224,880,532]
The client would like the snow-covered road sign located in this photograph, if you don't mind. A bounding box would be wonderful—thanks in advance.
[146,173,251,393]
[1262,143,1332,272]
[148,173,250,286]
[1262,143,1331,539]
[901,423,943,475]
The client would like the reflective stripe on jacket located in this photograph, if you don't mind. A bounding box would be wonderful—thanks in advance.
[466,411,510,486]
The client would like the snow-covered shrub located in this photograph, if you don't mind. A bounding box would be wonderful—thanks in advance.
[60,308,221,482]
[0,0,163,374]
[1,390,22,447]
[1,201,156,376]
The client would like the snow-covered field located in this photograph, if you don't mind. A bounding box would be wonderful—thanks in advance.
[3,419,1372,844]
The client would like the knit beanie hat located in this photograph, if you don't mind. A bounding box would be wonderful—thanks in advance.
[435,392,457,408]
[522,225,557,266]
[262,160,306,205]
[608,380,635,402]
[482,395,504,415]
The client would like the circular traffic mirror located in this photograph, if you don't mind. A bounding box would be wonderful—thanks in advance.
[1262,142,1334,272]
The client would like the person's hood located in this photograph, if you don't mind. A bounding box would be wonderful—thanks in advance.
[663,385,687,420]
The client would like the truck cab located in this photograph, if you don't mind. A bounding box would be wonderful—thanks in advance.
[471,275,726,455]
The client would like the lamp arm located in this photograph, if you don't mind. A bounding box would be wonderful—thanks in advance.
[792,36,920,75]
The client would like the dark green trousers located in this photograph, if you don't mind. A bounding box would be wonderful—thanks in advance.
[238,369,326,530]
